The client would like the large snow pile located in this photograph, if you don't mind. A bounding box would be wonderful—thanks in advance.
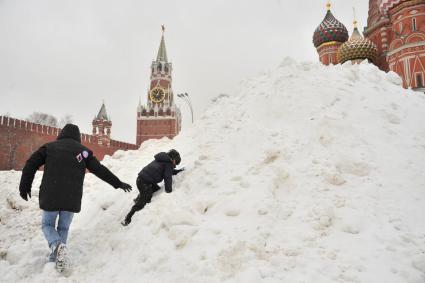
[1,59,425,283]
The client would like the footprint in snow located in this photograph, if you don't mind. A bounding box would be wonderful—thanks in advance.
[225,209,240,217]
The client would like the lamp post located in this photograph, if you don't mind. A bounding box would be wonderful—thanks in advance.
[177,92,194,123]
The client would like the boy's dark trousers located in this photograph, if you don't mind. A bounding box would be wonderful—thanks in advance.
[124,176,159,222]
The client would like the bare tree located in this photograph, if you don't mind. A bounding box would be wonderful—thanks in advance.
[59,114,73,128]
[26,112,58,127]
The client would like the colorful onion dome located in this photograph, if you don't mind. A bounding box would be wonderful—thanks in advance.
[313,3,349,48]
[337,21,378,64]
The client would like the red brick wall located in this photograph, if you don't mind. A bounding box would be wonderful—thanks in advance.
[136,118,178,145]
[150,79,171,89]
[387,4,425,89]
[365,1,425,89]
[0,116,139,171]
[364,24,392,72]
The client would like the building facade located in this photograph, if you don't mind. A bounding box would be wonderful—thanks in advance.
[136,27,182,145]
[369,0,425,91]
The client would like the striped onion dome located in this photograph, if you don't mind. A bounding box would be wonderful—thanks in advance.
[313,3,349,48]
[338,22,378,64]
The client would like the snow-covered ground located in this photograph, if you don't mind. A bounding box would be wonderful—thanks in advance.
[1,59,425,283]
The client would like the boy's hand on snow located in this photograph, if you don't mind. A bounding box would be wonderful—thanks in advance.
[20,191,31,201]
[173,168,185,175]
[118,182,132,192]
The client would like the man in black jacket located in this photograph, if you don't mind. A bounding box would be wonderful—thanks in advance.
[19,124,132,273]
[121,149,184,226]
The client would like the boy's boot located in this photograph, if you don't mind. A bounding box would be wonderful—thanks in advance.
[121,216,131,226]
[121,209,135,226]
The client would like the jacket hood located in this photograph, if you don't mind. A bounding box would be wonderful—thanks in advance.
[57,124,81,143]
[154,152,172,163]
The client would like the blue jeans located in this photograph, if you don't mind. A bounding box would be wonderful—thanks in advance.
[41,211,74,262]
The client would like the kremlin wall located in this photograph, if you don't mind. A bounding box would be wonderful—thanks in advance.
[314,0,425,92]
[0,114,138,171]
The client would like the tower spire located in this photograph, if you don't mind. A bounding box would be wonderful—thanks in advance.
[350,6,362,40]
[326,0,331,11]
[156,25,168,62]
[96,101,109,121]
[353,7,358,28]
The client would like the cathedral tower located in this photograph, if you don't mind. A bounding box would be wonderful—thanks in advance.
[92,102,112,146]
[136,26,182,145]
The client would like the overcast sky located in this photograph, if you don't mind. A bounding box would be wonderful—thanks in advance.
[0,0,368,144]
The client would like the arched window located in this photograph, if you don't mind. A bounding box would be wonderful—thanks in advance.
[412,18,417,31]
[158,63,162,72]
[164,65,169,73]
[416,73,423,88]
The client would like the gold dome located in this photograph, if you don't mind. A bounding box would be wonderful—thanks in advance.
[337,22,378,64]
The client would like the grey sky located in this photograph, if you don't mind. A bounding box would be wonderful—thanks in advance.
[0,0,368,143]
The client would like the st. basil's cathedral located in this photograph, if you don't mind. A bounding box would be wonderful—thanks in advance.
[314,0,425,92]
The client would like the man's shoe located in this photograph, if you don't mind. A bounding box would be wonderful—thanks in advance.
[54,243,69,273]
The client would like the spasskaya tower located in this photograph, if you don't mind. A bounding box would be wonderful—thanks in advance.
[136,26,182,145]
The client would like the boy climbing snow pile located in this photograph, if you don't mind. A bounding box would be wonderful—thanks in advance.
[121,149,184,226]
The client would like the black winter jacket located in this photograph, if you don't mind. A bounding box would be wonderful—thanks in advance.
[19,124,122,212]
[138,152,175,193]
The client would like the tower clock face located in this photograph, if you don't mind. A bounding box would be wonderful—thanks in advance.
[149,87,166,103]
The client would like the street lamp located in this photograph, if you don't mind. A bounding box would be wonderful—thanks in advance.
[177,92,194,123]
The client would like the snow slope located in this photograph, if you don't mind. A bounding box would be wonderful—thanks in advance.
[1,59,425,283]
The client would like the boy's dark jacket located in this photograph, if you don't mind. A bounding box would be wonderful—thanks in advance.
[138,152,175,193]
[19,124,122,213]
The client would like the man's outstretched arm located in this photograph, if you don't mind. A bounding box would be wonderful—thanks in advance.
[19,145,47,201]
[86,154,132,192]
